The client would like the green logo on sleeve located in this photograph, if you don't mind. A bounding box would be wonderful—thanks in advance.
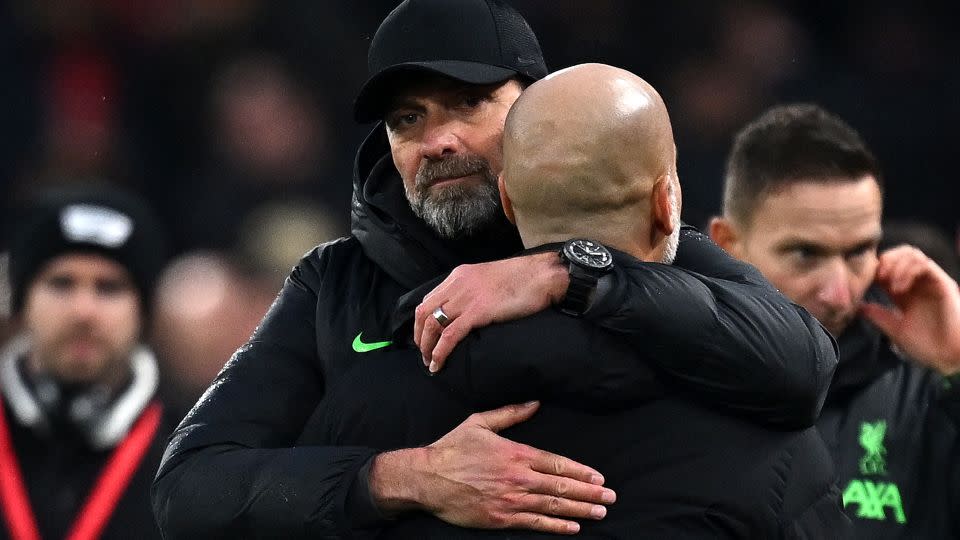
[352,333,392,353]
[842,420,906,524]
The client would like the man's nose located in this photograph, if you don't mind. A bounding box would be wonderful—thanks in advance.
[68,288,100,320]
[420,116,462,160]
[816,261,853,310]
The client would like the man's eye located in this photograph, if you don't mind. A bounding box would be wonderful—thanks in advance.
[846,245,873,260]
[459,95,486,109]
[96,280,127,296]
[45,276,73,292]
[789,247,821,267]
[387,113,419,130]
[791,247,813,259]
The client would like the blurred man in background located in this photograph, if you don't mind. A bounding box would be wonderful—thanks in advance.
[0,187,171,539]
[710,103,960,538]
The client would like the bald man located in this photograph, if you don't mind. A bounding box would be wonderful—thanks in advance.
[499,64,680,262]
[299,64,850,539]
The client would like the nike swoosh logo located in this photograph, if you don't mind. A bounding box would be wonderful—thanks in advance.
[352,332,392,353]
[516,56,537,66]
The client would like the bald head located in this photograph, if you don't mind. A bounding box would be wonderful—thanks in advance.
[500,63,680,261]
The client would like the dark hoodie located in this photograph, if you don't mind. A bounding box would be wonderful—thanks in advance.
[815,290,960,538]
[152,125,844,538]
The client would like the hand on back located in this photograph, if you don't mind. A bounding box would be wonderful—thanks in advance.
[370,401,615,534]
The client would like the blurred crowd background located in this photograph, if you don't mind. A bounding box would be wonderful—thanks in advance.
[1,0,956,417]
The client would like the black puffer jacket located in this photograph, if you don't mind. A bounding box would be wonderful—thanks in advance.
[817,295,960,538]
[152,125,844,538]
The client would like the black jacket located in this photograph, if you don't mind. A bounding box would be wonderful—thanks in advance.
[296,243,850,539]
[152,126,842,538]
[0,339,172,540]
[817,296,960,539]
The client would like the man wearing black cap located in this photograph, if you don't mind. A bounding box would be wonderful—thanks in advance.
[1,187,170,540]
[153,1,840,538]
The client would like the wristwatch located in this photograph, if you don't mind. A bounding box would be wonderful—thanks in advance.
[558,238,614,317]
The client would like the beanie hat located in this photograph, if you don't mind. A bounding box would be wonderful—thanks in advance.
[8,186,167,314]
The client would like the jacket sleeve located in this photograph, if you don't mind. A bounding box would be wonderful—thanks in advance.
[151,247,379,539]
[434,228,837,428]
[586,227,838,427]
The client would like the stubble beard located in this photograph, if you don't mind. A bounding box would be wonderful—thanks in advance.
[31,325,128,386]
[660,189,682,264]
[405,155,503,239]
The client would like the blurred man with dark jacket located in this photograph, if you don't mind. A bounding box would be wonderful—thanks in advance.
[710,103,960,538]
[0,187,171,539]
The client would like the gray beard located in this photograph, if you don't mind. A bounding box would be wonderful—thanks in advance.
[405,156,503,239]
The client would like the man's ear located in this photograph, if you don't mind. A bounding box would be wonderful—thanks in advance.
[498,174,516,224]
[652,176,675,237]
[708,216,742,256]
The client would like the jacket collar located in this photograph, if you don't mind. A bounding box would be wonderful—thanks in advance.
[827,287,903,403]
[0,335,159,450]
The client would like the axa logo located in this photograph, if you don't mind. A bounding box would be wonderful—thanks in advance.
[843,479,906,524]
[842,420,906,524]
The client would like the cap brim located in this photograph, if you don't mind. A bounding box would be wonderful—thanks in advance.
[353,61,518,123]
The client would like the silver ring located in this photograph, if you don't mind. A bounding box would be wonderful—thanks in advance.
[432,306,451,327]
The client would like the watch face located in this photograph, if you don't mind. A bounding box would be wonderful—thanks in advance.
[564,239,613,269]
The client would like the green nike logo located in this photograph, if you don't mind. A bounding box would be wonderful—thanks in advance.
[352,332,392,353]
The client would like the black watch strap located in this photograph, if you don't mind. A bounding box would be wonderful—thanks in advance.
[557,239,613,317]
[558,267,599,317]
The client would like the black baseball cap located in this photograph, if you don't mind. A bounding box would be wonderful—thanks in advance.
[354,0,547,123]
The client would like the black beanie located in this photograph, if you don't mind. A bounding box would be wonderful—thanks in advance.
[8,186,167,315]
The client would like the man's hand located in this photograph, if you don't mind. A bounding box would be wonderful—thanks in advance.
[414,252,569,372]
[861,245,960,375]
[370,401,615,534]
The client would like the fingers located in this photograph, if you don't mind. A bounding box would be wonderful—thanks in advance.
[419,310,447,367]
[474,401,540,432]
[429,316,474,372]
[415,278,455,347]
[860,302,903,337]
[529,449,607,487]
[414,303,425,348]
[507,513,582,535]
[414,300,435,349]
[877,245,930,296]
[887,249,926,295]
[519,493,610,520]
[525,472,616,505]
[415,264,478,346]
